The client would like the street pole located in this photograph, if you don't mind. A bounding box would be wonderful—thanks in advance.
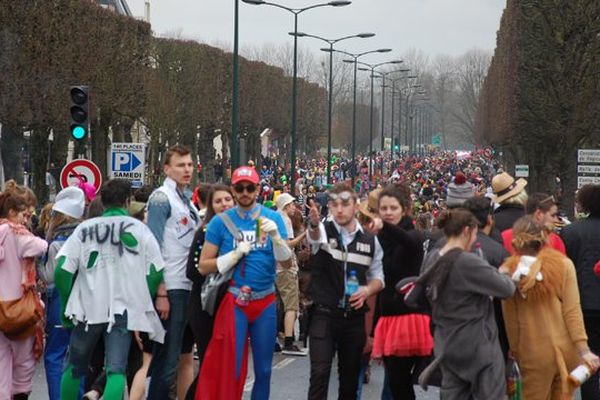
[327,43,333,184]
[390,81,395,155]
[291,13,298,191]
[398,89,402,151]
[380,77,386,153]
[368,72,374,178]
[351,59,358,181]
[231,0,240,169]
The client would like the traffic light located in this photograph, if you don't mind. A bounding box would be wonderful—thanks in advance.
[393,138,400,151]
[70,86,89,141]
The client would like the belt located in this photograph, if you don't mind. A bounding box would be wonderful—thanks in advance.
[228,285,275,301]
[314,303,364,318]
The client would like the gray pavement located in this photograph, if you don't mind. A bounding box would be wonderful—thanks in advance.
[30,352,440,399]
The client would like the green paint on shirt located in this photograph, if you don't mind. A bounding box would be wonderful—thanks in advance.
[87,251,99,269]
[120,232,138,248]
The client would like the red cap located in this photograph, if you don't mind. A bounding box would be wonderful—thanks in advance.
[231,166,259,185]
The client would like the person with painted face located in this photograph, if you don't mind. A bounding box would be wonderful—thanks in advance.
[55,179,165,400]
[196,166,292,400]
[306,182,385,400]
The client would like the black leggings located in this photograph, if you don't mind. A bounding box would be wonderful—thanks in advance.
[383,356,419,400]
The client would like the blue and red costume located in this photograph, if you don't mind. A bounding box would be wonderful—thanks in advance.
[196,205,287,400]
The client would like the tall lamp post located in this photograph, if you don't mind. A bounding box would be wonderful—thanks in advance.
[290,32,375,184]
[231,0,241,169]
[331,48,392,181]
[388,76,417,153]
[242,0,351,192]
[356,62,404,178]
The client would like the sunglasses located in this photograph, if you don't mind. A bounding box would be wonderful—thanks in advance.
[539,195,556,206]
[233,183,257,194]
[328,191,354,202]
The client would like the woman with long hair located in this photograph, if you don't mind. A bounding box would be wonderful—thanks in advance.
[419,208,515,399]
[363,184,431,399]
[41,187,86,400]
[0,190,48,400]
[183,184,235,399]
[503,216,600,399]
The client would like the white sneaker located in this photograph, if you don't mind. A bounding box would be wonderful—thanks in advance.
[282,344,308,356]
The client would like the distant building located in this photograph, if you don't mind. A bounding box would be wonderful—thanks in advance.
[95,0,132,17]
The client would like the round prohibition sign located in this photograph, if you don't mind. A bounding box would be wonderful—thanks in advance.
[60,159,102,193]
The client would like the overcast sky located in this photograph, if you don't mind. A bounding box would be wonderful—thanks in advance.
[127,0,506,58]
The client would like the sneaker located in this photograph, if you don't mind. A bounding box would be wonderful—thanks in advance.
[274,340,282,353]
[82,390,100,400]
[282,344,308,356]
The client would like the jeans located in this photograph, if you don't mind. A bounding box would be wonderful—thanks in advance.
[44,288,72,400]
[67,313,132,378]
[148,289,190,400]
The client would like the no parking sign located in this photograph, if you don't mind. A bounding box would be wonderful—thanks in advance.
[60,159,102,192]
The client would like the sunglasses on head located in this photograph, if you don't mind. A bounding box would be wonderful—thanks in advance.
[328,191,354,202]
[233,183,257,194]
[539,195,556,206]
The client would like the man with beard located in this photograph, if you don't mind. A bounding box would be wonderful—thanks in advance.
[196,166,292,400]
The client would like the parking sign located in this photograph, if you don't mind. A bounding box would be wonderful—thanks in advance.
[110,143,146,188]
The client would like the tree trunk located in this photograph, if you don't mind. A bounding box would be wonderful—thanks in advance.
[30,128,50,205]
[0,125,24,184]
[92,109,111,179]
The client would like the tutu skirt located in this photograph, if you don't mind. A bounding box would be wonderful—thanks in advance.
[372,314,433,358]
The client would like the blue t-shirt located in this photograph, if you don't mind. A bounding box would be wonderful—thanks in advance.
[205,205,288,291]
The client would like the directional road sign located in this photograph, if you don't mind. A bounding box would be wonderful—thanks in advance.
[110,143,146,188]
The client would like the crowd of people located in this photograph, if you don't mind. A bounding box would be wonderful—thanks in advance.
[1,145,600,400]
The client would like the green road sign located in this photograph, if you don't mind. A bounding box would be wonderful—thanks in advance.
[432,135,441,146]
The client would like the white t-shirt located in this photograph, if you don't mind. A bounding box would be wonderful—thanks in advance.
[57,214,166,343]
[276,210,296,274]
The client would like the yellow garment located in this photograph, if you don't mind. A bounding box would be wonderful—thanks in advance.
[502,248,588,400]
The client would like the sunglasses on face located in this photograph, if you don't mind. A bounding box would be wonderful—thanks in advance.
[233,183,257,194]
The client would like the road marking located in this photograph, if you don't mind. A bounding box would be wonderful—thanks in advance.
[244,358,297,391]
[273,358,296,370]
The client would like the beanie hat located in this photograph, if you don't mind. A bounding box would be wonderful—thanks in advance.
[52,187,86,219]
[446,173,475,208]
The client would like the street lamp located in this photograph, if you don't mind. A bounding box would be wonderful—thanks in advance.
[243,0,351,192]
[388,75,417,155]
[290,32,375,184]
[328,48,392,181]
[402,84,422,153]
[356,61,403,177]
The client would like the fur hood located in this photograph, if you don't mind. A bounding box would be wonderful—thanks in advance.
[502,248,566,301]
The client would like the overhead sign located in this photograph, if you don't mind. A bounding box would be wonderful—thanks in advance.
[60,159,102,192]
[515,164,529,178]
[110,143,145,188]
[577,149,600,189]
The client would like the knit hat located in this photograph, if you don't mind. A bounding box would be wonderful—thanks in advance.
[446,172,475,208]
[52,187,85,219]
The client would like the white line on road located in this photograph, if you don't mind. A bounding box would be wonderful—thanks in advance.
[244,357,297,391]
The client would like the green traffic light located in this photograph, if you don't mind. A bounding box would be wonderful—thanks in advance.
[72,125,86,140]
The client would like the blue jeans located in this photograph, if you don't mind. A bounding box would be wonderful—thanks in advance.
[147,289,190,400]
[67,312,132,378]
[44,288,71,400]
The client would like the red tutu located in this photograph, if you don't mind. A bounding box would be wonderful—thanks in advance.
[372,314,433,358]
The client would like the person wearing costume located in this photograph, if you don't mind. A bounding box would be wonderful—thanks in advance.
[0,190,48,400]
[41,187,86,400]
[196,166,292,400]
[55,179,165,400]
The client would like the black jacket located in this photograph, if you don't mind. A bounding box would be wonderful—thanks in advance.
[493,203,525,233]
[376,216,425,316]
[561,216,600,313]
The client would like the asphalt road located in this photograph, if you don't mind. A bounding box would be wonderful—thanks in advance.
[30,351,440,399]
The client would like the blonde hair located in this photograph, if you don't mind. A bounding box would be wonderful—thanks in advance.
[511,215,548,254]
[502,189,528,206]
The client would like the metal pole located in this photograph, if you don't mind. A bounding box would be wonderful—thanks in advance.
[398,89,402,151]
[390,82,395,155]
[290,13,298,192]
[351,59,358,181]
[368,70,374,180]
[380,76,385,152]
[231,0,240,169]
[326,43,334,184]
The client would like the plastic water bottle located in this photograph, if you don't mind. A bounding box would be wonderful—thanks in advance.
[506,356,522,400]
[345,270,359,296]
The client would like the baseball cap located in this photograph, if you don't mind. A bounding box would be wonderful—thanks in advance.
[276,193,295,210]
[52,187,85,219]
[231,166,260,185]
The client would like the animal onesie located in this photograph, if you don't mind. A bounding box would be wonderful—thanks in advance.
[502,248,588,400]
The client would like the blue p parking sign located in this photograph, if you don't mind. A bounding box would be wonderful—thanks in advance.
[109,143,146,188]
